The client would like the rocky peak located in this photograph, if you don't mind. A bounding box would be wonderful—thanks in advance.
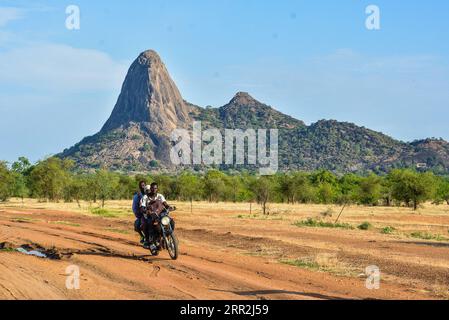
[229,91,259,106]
[137,49,162,66]
[101,49,190,133]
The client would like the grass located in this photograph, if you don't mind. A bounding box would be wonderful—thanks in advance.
[280,253,356,277]
[409,231,448,241]
[0,242,15,252]
[50,221,80,227]
[105,228,130,234]
[236,214,283,221]
[281,258,320,270]
[381,226,396,234]
[0,247,16,252]
[293,218,354,230]
[89,207,120,218]
[357,222,373,230]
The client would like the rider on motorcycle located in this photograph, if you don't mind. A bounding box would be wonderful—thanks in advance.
[132,180,146,244]
[140,182,174,250]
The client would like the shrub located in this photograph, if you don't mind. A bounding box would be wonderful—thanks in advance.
[381,226,396,234]
[131,134,141,140]
[357,222,373,230]
[294,218,354,230]
[410,231,446,241]
[149,160,159,168]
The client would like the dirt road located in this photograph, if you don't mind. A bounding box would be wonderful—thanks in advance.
[1,203,448,300]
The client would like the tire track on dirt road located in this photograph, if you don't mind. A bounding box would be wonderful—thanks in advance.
[0,208,439,299]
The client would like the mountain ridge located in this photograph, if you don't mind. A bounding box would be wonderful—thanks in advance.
[58,50,449,174]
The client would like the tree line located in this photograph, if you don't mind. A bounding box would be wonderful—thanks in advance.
[1,157,449,214]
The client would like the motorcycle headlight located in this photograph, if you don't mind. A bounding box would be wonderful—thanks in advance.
[161,216,170,226]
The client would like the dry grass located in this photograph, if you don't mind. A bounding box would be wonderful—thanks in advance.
[49,220,81,227]
[2,198,449,296]
[280,253,358,277]
[2,198,449,237]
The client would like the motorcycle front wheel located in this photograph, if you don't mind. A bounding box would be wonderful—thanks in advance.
[165,233,178,260]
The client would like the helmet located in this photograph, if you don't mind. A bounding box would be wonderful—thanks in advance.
[144,185,152,193]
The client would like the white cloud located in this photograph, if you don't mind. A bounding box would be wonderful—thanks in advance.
[0,40,132,162]
[0,7,23,27]
[0,43,130,92]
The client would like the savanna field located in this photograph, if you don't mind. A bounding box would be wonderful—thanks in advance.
[1,198,449,300]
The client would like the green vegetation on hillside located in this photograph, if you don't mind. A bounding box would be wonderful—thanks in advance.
[60,97,449,174]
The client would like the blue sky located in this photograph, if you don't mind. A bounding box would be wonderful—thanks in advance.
[1,0,449,163]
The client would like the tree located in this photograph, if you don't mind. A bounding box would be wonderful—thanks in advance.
[389,169,436,210]
[310,170,338,186]
[358,174,382,206]
[153,175,177,200]
[11,157,32,175]
[95,169,119,207]
[277,174,296,203]
[10,157,31,201]
[311,170,337,204]
[225,175,249,203]
[435,177,449,205]
[316,183,335,204]
[178,173,203,212]
[250,176,276,215]
[29,157,73,201]
[380,175,393,206]
[338,174,362,204]
[115,174,135,199]
[64,175,87,207]
[203,170,226,202]
[293,172,316,203]
[0,162,13,201]
[10,171,29,202]
[84,174,99,203]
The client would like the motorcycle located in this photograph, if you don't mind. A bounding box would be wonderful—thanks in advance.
[144,203,178,260]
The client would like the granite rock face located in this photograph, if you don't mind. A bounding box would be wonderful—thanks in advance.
[102,50,190,132]
[60,50,193,171]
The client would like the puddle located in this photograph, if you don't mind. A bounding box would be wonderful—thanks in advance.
[16,247,47,258]
[1,242,62,260]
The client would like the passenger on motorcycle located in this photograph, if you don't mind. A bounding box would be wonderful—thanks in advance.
[132,180,146,244]
[140,182,174,250]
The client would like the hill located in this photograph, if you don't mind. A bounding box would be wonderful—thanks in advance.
[59,50,449,174]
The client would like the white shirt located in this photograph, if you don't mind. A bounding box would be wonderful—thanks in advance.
[140,193,166,208]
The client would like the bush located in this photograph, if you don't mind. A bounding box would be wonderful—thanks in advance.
[357,222,373,230]
[149,160,158,168]
[410,231,446,241]
[381,226,396,234]
[131,134,141,140]
[294,218,354,230]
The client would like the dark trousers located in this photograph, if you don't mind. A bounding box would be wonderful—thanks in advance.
[141,216,157,242]
[134,217,144,238]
